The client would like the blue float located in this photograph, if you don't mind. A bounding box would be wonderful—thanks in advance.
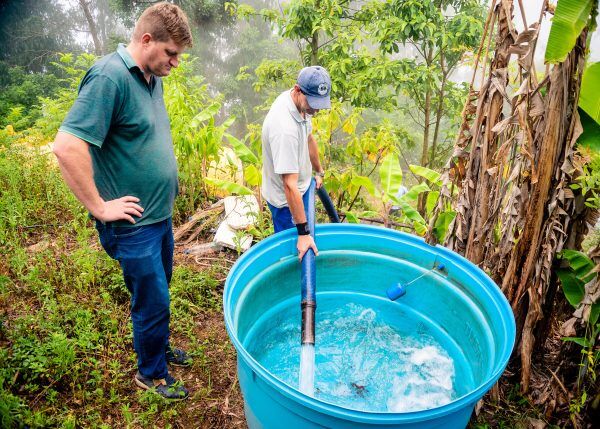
[224,224,516,428]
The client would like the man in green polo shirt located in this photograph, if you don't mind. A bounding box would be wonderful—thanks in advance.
[53,3,193,400]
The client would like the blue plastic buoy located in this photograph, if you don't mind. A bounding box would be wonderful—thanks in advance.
[386,282,406,300]
[387,263,447,301]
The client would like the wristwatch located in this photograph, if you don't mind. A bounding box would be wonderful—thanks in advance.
[315,170,325,177]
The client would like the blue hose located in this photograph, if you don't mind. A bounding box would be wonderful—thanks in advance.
[301,181,340,345]
[301,180,317,345]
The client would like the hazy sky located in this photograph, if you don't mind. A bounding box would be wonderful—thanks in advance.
[64,0,600,82]
[449,0,600,83]
[514,0,600,63]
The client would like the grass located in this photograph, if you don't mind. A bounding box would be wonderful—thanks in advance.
[0,136,571,428]
[0,140,243,428]
[468,382,558,429]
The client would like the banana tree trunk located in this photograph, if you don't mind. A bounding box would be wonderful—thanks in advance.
[428,0,593,392]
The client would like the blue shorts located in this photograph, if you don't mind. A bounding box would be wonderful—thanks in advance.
[267,189,310,233]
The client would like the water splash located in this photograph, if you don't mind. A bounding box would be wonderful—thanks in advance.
[247,300,466,412]
[386,345,455,412]
[299,344,315,396]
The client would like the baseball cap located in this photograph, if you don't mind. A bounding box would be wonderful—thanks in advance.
[297,66,332,110]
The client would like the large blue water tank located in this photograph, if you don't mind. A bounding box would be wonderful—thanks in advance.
[224,224,515,428]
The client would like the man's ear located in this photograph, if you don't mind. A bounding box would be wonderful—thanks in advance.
[140,33,153,46]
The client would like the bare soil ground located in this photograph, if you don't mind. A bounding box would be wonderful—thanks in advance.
[168,249,246,429]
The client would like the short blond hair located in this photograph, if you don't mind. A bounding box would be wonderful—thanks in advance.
[134,2,193,47]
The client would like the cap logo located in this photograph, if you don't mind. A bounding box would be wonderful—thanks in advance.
[318,83,328,96]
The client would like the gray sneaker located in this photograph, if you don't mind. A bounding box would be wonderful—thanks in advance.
[134,371,189,400]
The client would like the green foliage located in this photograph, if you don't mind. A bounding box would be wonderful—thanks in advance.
[252,58,299,102]
[0,382,30,429]
[226,134,259,165]
[0,137,226,426]
[556,247,600,423]
[571,150,600,209]
[204,177,253,195]
[322,114,408,212]
[223,132,263,191]
[0,62,61,130]
[35,54,98,138]
[560,250,596,284]
[170,267,222,339]
[163,55,235,218]
[240,0,482,133]
[224,132,263,192]
[572,64,599,211]
[432,210,456,243]
[556,249,598,323]
[0,144,81,253]
[468,383,551,429]
[579,62,600,125]
[545,0,596,63]
[0,138,127,427]
[379,153,403,200]
[407,164,455,241]
[409,164,442,186]
[578,108,600,152]
[556,258,590,307]
[333,153,442,235]
[363,0,484,166]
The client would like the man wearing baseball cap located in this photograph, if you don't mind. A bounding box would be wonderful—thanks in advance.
[261,66,332,261]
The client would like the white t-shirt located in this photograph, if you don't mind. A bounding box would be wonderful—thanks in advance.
[261,90,313,208]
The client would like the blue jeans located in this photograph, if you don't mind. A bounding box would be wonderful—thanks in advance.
[96,218,173,379]
[267,189,310,233]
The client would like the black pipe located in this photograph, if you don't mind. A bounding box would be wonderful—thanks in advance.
[316,185,340,223]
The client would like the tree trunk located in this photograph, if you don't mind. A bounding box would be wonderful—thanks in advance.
[443,0,515,259]
[421,89,431,168]
[430,52,447,168]
[417,48,434,214]
[79,0,102,56]
[420,47,434,169]
[98,0,109,55]
[310,32,319,66]
[428,0,593,393]
[463,1,513,266]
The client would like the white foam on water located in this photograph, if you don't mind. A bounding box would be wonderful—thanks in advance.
[358,308,376,322]
[248,302,461,413]
[386,345,455,412]
[299,343,315,396]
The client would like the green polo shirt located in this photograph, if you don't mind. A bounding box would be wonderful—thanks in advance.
[59,44,178,227]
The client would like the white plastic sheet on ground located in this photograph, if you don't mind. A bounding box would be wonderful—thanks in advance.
[213,195,258,252]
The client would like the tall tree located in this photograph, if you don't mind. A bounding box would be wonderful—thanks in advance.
[73,0,118,55]
[237,0,484,159]
[364,0,485,212]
